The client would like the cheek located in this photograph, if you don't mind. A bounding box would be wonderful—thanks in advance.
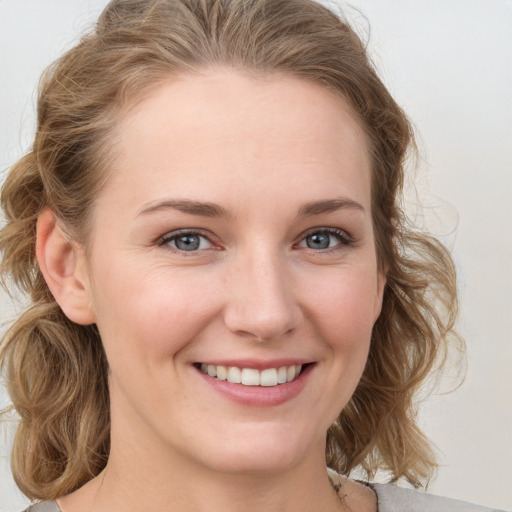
[303,265,379,351]
[298,266,379,423]
[91,263,221,361]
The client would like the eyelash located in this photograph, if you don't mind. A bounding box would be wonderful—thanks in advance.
[157,227,354,255]
[296,227,354,252]
[158,229,215,255]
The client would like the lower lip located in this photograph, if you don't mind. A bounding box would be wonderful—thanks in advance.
[195,364,314,407]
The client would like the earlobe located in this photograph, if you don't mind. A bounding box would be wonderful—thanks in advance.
[36,209,96,325]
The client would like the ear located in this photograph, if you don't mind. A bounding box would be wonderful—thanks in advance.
[36,209,96,325]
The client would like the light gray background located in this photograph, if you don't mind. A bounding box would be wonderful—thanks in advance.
[1,1,511,510]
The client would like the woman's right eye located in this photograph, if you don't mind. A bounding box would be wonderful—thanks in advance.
[159,231,213,252]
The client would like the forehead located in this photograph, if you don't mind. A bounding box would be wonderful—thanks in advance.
[105,69,371,211]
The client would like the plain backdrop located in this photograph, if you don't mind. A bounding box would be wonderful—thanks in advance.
[1,1,511,510]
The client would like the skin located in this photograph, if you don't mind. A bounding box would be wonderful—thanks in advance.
[38,69,383,512]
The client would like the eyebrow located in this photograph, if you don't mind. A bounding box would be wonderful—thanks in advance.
[138,199,232,218]
[298,198,365,216]
[137,196,365,219]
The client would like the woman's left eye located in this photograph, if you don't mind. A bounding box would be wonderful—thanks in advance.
[297,229,352,251]
[159,231,213,252]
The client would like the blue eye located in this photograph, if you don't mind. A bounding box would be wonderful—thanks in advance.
[298,229,351,250]
[161,231,213,252]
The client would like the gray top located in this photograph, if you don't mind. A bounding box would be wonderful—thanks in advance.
[24,503,60,512]
[369,483,505,511]
[23,484,507,511]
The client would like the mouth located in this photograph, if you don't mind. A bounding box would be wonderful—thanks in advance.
[193,363,311,387]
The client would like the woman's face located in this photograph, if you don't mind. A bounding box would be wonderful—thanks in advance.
[80,70,385,475]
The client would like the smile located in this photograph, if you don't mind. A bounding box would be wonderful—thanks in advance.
[198,363,303,387]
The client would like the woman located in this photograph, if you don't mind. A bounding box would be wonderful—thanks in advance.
[0,0,505,511]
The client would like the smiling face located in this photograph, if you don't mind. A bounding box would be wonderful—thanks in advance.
[79,69,385,476]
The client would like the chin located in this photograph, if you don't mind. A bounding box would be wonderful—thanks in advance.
[186,423,319,475]
[201,451,304,476]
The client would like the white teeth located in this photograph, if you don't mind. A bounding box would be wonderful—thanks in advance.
[277,366,288,384]
[241,368,260,386]
[216,365,227,380]
[227,366,241,384]
[199,364,303,387]
[260,368,278,387]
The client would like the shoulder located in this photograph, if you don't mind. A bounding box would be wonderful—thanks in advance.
[22,501,61,512]
[370,483,506,512]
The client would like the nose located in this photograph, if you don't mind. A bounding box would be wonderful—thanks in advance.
[223,250,301,341]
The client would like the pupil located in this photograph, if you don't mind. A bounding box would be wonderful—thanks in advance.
[176,235,200,251]
[307,233,330,250]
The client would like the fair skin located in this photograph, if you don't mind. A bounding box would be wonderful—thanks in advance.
[37,70,383,512]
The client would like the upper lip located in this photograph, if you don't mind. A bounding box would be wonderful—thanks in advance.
[194,359,313,371]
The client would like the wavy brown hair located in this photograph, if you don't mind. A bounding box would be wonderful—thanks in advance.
[1,0,461,501]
